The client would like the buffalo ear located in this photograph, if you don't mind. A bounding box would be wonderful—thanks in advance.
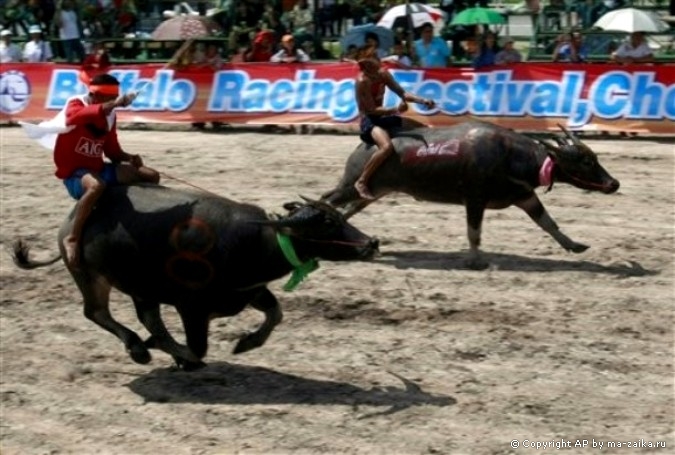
[283,202,302,212]
[538,139,560,159]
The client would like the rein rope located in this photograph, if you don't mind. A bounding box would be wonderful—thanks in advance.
[159,171,223,198]
[556,167,609,191]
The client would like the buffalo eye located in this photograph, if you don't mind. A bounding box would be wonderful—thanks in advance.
[581,156,594,168]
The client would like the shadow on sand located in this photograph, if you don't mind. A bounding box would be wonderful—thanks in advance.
[375,250,658,277]
[126,363,455,417]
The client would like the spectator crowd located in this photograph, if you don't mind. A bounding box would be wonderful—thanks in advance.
[1,0,671,66]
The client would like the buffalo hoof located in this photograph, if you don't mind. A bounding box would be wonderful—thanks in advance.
[174,357,207,372]
[232,333,262,354]
[568,243,590,254]
[128,344,152,364]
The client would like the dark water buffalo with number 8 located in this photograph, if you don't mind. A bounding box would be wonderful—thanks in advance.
[321,120,620,269]
[13,185,378,370]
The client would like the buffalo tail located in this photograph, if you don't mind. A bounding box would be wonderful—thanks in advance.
[12,239,61,269]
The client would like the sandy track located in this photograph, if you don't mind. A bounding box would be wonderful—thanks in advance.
[1,126,673,454]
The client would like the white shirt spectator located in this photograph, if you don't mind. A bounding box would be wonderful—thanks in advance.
[614,40,652,59]
[381,54,413,68]
[270,47,310,63]
[0,32,22,63]
[58,9,81,40]
[23,39,54,62]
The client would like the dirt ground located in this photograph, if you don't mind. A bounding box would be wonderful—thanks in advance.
[0,125,673,455]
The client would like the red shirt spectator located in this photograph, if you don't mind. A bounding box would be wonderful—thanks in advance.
[245,30,275,62]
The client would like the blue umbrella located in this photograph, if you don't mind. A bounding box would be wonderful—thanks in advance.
[340,24,395,53]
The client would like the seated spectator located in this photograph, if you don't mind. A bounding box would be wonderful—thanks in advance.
[0,29,22,63]
[414,22,451,68]
[472,32,500,69]
[341,44,359,62]
[365,31,388,60]
[381,39,413,68]
[23,25,54,63]
[552,31,587,63]
[197,43,224,70]
[495,38,522,65]
[245,30,276,62]
[611,32,654,64]
[270,34,310,63]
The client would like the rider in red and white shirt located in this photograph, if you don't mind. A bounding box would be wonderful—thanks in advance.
[53,74,160,268]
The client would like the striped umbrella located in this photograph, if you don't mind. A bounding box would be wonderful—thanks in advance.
[151,15,223,41]
[377,2,447,35]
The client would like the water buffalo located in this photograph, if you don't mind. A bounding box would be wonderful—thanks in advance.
[321,120,620,269]
[13,185,378,370]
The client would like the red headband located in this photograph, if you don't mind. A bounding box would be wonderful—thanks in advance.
[89,84,119,96]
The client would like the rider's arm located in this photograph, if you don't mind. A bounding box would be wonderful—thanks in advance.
[384,73,433,106]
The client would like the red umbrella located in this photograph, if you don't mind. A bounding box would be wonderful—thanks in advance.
[151,15,223,40]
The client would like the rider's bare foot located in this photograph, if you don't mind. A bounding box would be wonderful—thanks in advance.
[63,236,80,269]
[355,180,375,200]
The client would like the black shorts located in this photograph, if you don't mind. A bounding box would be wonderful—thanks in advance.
[359,115,403,144]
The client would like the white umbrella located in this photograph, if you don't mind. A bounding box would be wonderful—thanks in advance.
[377,2,447,35]
[594,7,669,33]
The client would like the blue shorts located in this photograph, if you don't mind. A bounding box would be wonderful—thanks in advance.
[359,115,403,144]
[63,163,118,200]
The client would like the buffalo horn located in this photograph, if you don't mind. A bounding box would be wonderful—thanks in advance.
[299,195,341,214]
[557,123,582,146]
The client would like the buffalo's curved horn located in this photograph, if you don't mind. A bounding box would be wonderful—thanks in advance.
[557,123,582,146]
[299,195,341,214]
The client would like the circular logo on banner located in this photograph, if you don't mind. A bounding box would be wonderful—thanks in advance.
[0,70,32,115]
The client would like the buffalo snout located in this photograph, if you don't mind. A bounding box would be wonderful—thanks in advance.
[361,237,380,259]
[604,178,620,194]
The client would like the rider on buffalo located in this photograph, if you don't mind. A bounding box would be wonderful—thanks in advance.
[354,45,436,200]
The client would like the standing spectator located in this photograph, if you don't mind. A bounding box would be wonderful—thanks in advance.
[495,37,522,65]
[0,29,22,63]
[23,24,54,62]
[317,0,336,37]
[55,0,85,63]
[552,31,587,63]
[271,34,310,63]
[611,32,654,64]
[2,0,33,36]
[293,21,332,59]
[414,22,451,68]
[287,0,313,30]
[381,39,413,68]
[472,31,500,68]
